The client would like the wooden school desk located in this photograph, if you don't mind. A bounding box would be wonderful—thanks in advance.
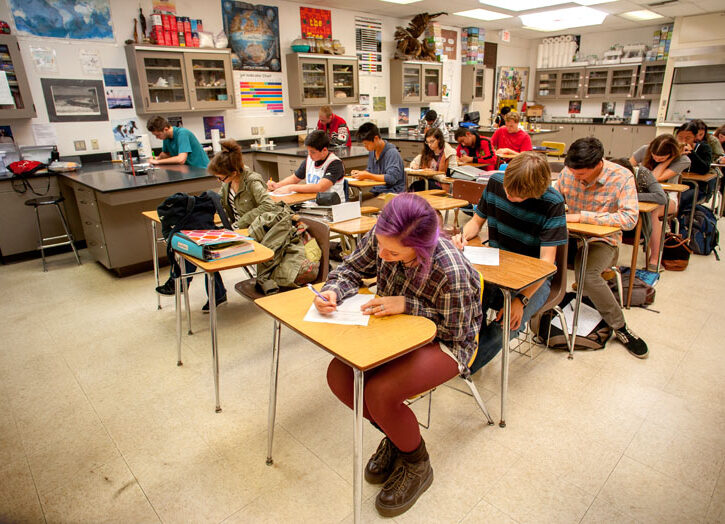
[175,243,273,412]
[345,177,383,203]
[681,172,717,240]
[467,240,556,427]
[270,192,316,205]
[626,201,659,309]
[254,286,437,524]
[404,168,445,191]
[329,216,378,254]
[566,223,621,354]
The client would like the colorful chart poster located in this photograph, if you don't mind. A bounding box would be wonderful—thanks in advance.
[300,7,331,40]
[203,116,226,139]
[10,0,114,40]
[103,68,128,87]
[222,1,281,72]
[355,16,383,75]
[238,72,284,116]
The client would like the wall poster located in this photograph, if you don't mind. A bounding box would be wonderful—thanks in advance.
[237,71,284,116]
[355,16,382,75]
[40,78,108,122]
[222,1,281,72]
[300,7,332,40]
[10,0,114,41]
[495,66,529,112]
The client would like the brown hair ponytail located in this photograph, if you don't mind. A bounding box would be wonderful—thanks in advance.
[208,139,244,178]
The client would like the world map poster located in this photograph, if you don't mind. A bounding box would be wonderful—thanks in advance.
[10,0,114,40]
[222,1,281,72]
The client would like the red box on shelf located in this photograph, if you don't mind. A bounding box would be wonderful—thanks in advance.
[153,27,166,45]
[170,31,179,46]
[184,32,192,47]
[170,16,178,32]
[161,14,171,30]
[183,18,191,33]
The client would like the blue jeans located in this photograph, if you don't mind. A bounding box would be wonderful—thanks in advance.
[183,259,226,299]
[469,278,551,374]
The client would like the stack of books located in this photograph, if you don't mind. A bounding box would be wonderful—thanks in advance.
[171,229,254,261]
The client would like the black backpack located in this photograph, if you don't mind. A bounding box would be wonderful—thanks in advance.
[534,292,612,351]
[678,204,720,259]
[157,191,231,277]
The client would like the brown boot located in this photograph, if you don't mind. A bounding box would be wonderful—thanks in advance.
[375,438,433,517]
[365,436,399,484]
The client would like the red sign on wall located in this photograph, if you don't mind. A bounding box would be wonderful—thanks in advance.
[300,7,332,39]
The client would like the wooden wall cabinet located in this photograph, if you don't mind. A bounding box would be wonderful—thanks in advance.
[558,68,585,99]
[125,45,234,114]
[390,60,442,104]
[584,65,639,99]
[286,54,359,108]
[461,65,485,103]
[637,60,666,99]
[0,35,36,118]
[534,70,560,100]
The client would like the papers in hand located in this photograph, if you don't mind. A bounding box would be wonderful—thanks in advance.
[551,299,603,336]
[303,293,372,326]
[463,246,499,266]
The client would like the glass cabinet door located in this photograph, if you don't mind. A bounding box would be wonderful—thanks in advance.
[422,65,441,101]
[0,35,35,118]
[558,69,583,98]
[639,63,666,98]
[328,59,358,104]
[609,67,636,98]
[402,64,421,102]
[138,52,190,112]
[474,68,485,100]
[186,53,234,110]
[299,58,329,104]
[585,70,608,97]
[536,71,558,98]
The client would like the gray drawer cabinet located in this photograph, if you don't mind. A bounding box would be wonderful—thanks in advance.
[73,184,111,268]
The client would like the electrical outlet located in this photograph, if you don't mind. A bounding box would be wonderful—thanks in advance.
[90,139,99,150]
[251,126,259,135]
[73,140,87,151]
[259,126,265,135]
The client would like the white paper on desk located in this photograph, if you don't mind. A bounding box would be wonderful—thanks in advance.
[269,189,297,196]
[463,246,499,266]
[303,293,371,326]
[551,299,602,336]
[0,72,14,106]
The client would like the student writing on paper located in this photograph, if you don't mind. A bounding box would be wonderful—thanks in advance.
[408,128,457,192]
[452,152,567,373]
[454,127,497,170]
[350,122,405,209]
[267,130,347,202]
[314,194,482,518]
[490,112,533,157]
[555,138,649,358]
[146,116,209,169]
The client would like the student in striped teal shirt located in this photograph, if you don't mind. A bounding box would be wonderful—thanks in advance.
[453,151,568,373]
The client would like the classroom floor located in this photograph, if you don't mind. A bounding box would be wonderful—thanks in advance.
[1,219,724,524]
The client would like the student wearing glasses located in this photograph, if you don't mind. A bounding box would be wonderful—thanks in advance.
[409,128,458,190]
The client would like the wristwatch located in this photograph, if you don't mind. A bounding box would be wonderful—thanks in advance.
[517,294,529,307]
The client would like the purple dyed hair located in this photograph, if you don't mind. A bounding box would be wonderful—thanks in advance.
[376,193,440,274]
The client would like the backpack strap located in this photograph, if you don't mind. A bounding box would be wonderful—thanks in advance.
[205,191,233,231]
[166,194,196,278]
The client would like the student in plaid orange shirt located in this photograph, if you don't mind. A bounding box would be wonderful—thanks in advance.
[555,137,649,358]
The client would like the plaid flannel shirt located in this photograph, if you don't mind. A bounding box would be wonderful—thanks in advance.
[322,227,483,369]
[554,160,638,246]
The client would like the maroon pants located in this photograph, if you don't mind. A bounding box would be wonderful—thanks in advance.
[326,342,459,452]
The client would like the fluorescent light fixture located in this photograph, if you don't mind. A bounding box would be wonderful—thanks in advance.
[478,0,569,11]
[575,0,613,5]
[520,6,607,31]
[378,0,422,4]
[455,8,512,21]
[621,9,664,20]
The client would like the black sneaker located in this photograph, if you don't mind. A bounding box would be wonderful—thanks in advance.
[202,294,227,313]
[155,278,175,296]
[614,324,649,359]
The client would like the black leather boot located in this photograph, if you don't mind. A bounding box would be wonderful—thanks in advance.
[375,438,433,517]
[365,436,399,484]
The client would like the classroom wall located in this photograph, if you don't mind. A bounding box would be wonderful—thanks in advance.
[0,0,534,156]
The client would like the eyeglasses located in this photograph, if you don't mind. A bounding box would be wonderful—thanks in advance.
[425,139,438,146]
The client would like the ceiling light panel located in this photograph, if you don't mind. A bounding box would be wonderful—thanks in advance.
[478,0,570,11]
[520,6,607,31]
[621,9,664,19]
[454,8,513,21]
[575,0,615,5]
[379,0,422,4]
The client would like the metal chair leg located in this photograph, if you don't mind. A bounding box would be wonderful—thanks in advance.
[612,266,623,307]
[33,206,47,272]
[55,202,81,265]
[462,376,494,425]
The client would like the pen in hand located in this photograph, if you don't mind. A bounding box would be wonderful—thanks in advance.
[307,283,329,302]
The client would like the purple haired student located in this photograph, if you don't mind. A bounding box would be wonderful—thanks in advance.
[313,193,483,517]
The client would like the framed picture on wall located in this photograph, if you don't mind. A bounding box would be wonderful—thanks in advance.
[40,78,108,122]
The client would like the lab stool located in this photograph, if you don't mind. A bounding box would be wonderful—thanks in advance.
[24,196,81,271]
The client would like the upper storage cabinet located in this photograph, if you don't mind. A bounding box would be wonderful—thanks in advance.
[584,65,639,99]
[534,70,559,100]
[461,65,485,103]
[0,35,36,118]
[558,68,585,99]
[287,54,359,108]
[390,60,442,104]
[637,60,666,99]
[125,45,234,114]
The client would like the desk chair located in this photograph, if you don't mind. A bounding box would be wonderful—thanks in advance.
[234,217,330,301]
[25,195,81,272]
[541,141,566,159]
[451,179,485,232]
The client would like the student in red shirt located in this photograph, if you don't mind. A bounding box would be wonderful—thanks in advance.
[453,128,497,170]
[491,112,532,156]
[317,105,351,147]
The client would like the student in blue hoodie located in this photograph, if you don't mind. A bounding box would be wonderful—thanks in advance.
[350,122,405,209]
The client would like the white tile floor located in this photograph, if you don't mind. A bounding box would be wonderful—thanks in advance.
[1,221,724,524]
